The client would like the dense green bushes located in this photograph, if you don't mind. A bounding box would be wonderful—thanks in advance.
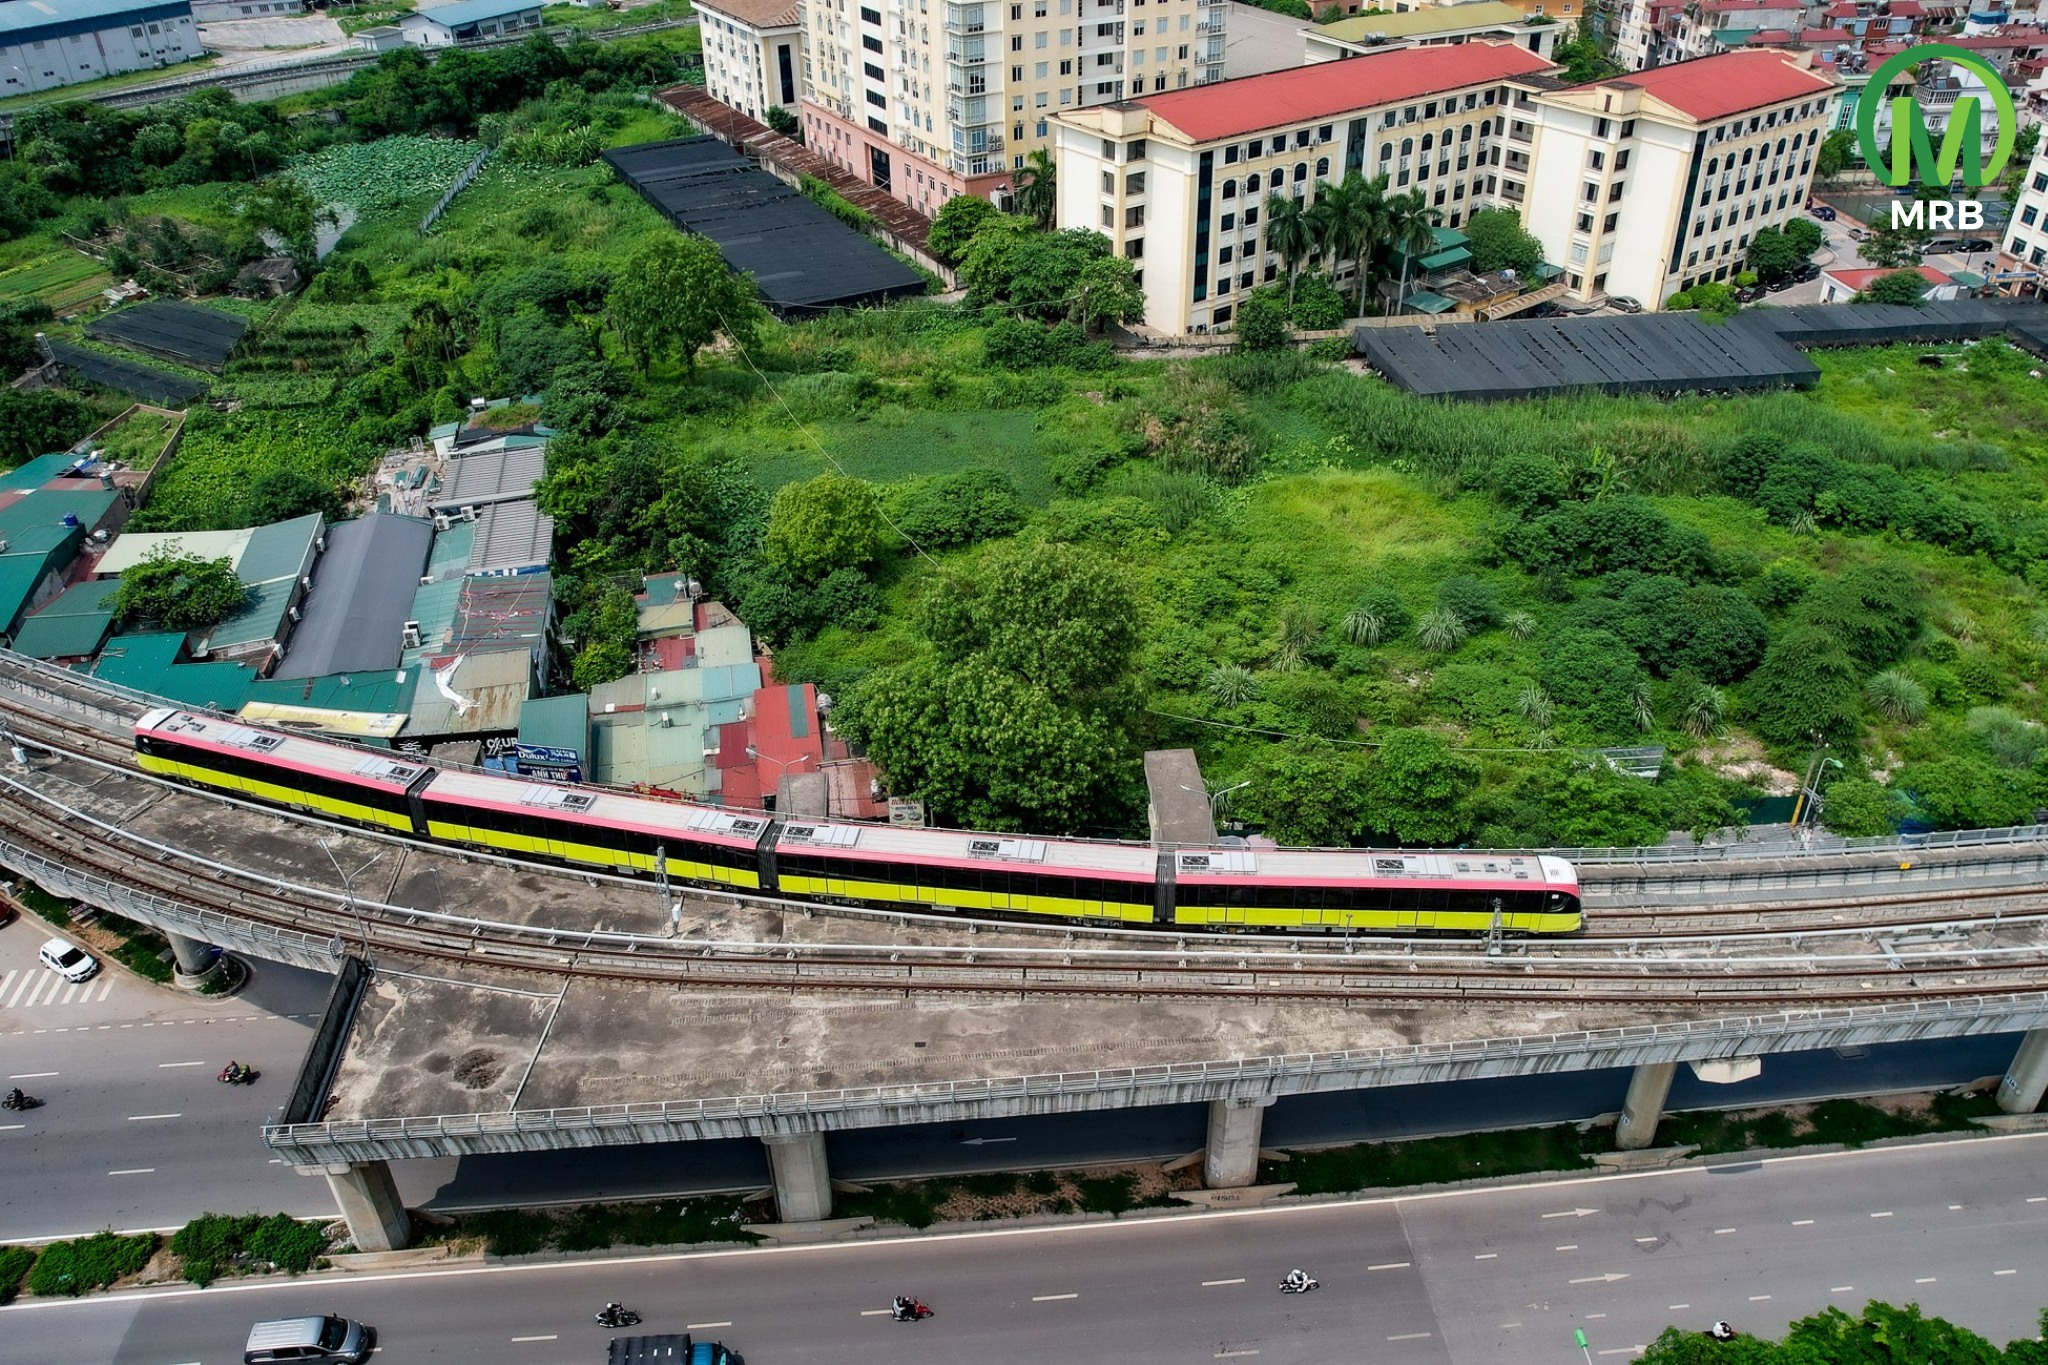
[27,1232,157,1297]
[171,1213,328,1287]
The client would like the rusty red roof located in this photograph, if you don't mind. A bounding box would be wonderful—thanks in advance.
[1132,40,1556,143]
[1587,48,1836,121]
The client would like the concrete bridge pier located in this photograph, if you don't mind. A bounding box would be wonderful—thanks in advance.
[1997,1028,2048,1114]
[763,1130,833,1222]
[323,1160,412,1252]
[1615,1061,1678,1150]
[1204,1095,1276,1188]
[165,930,223,989]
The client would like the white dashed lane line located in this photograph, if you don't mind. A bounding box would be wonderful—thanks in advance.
[1831,1286,1856,1294]
[1032,1293,1079,1302]
[686,1322,732,1331]
[1386,1333,1432,1342]
[1871,1211,1893,1218]
[1202,1278,1246,1287]
[509,1335,557,1343]
[158,1061,205,1069]
[1997,1270,2018,1276]
[1369,1262,1411,1271]
[1792,1219,1814,1226]
[1474,1253,1498,1260]
[127,1113,182,1121]
[1916,1278,1937,1285]
[8,1071,58,1080]
[108,1168,155,1176]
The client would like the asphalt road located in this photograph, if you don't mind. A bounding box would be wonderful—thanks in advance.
[0,918,332,1239]
[3,1133,2044,1365]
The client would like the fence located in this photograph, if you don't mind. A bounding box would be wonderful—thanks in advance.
[419,148,491,234]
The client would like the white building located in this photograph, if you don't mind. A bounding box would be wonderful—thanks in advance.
[399,0,543,47]
[1521,47,1836,305]
[698,0,803,123]
[1998,127,2048,283]
[1052,39,1558,333]
[798,0,1228,219]
[189,0,303,20]
[0,0,201,96]
[1303,2,1559,66]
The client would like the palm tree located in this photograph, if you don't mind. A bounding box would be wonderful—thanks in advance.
[1340,171,1390,313]
[1385,188,1443,315]
[1263,193,1313,304]
[1012,149,1056,228]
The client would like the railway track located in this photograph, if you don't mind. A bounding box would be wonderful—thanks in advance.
[3,659,2048,1006]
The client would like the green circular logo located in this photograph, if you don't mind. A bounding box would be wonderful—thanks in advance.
[1855,43,2017,189]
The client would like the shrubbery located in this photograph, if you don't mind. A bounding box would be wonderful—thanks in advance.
[171,1213,328,1287]
[27,1232,157,1297]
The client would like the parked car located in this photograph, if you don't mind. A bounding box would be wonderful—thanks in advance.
[1608,295,1643,313]
[1736,285,1765,303]
[38,937,97,984]
[1849,227,1871,242]
[1811,204,1838,221]
[1960,237,1994,253]
[1791,261,1821,284]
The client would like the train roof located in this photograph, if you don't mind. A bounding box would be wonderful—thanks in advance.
[137,708,431,790]
[1173,847,1577,890]
[774,818,1159,881]
[421,765,772,850]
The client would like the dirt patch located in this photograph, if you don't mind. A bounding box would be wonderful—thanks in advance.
[1692,731,1799,794]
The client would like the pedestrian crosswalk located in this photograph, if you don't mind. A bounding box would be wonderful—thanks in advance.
[0,969,116,1010]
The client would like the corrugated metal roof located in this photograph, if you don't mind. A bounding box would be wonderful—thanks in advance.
[466,499,552,576]
[0,453,83,493]
[0,489,119,544]
[235,513,322,585]
[448,573,551,651]
[431,448,545,513]
[0,0,191,39]
[202,577,295,651]
[0,557,51,636]
[517,692,589,756]
[272,513,433,680]
[407,648,534,737]
[403,0,540,28]
[424,521,475,583]
[695,624,754,669]
[10,579,119,660]
[92,633,257,712]
[247,666,419,718]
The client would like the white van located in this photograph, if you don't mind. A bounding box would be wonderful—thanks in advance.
[244,1316,374,1364]
[38,937,98,984]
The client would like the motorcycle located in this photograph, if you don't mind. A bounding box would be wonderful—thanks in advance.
[595,1304,641,1329]
[1,1090,39,1111]
[1706,1321,1736,1343]
[1278,1272,1320,1295]
[218,1063,259,1086]
[890,1298,934,1322]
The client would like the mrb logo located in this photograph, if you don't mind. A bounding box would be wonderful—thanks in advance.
[1854,43,2016,232]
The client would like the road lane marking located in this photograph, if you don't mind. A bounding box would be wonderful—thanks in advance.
[1997,1270,2018,1276]
[8,1071,57,1079]
[1474,1253,1498,1260]
[1915,1278,1937,1284]
[1793,1219,1814,1226]
[1596,1350,1636,1358]
[509,1335,558,1343]
[1635,1237,1659,1243]
[1713,1228,1737,1235]
[0,972,13,1002]
[158,1061,205,1069]
[108,1168,155,1176]
[1586,1313,1607,1320]
[96,979,113,1002]
[1831,1286,1855,1293]
[1386,1333,1431,1342]
[1215,1351,1260,1359]
[1949,1205,1964,1210]
[1202,1278,1246,1287]
[1369,1262,1411,1270]
[128,1113,182,1121]
[1669,1305,1690,1311]
[1032,1293,1078,1301]
[1569,1273,1629,1285]
[687,1323,732,1331]
[2029,1197,2046,1204]
[1749,1295,1771,1302]
[859,1309,891,1316]
[1555,1244,1578,1251]
[3,972,30,1007]
[0,1124,23,1131]
[1870,1211,1893,1218]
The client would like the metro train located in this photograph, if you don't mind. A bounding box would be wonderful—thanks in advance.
[133,708,1583,936]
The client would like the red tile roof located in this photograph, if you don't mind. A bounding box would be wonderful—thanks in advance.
[1134,41,1556,143]
[692,0,798,28]
[1587,49,1836,121]
[1823,265,1950,292]
[1886,1,1924,14]
[1824,2,1859,16]
[1801,26,1854,41]
[1700,0,1798,11]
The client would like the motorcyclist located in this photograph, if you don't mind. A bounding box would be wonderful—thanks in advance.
[891,1295,912,1321]
[1284,1268,1312,1290]
[4,1087,21,1109]
[1709,1321,1735,1342]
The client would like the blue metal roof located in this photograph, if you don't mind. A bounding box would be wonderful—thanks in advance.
[405,0,540,29]
[0,0,193,41]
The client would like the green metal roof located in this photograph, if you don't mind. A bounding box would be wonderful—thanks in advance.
[1404,290,1458,314]
[236,513,322,584]
[518,692,590,756]
[1532,261,1564,280]
[0,453,81,492]
[9,579,120,660]
[1949,270,1987,287]
[400,576,464,667]
[246,667,420,716]
[0,556,49,635]
[1419,245,1473,272]
[92,633,257,711]
[424,522,475,583]
[0,488,118,542]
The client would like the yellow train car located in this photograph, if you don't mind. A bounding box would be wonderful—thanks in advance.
[134,708,429,834]
[1171,848,1582,934]
[769,820,1160,924]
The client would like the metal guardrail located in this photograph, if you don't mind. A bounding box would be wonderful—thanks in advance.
[262,990,2048,1150]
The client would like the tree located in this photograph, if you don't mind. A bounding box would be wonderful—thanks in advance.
[920,539,1138,696]
[1385,188,1442,314]
[1743,225,1802,282]
[242,469,342,526]
[606,233,759,374]
[1551,23,1621,83]
[1744,624,1862,746]
[1857,269,1932,306]
[237,175,333,270]
[763,473,888,580]
[1239,743,1370,846]
[111,550,249,632]
[1463,206,1545,276]
[1233,289,1290,352]
[1540,628,1649,738]
[2002,121,2041,200]
[763,105,802,142]
[1895,754,2041,831]
[1070,253,1145,333]
[1819,776,1905,837]
[1316,170,1387,312]
[890,468,1024,550]
[1862,213,1932,269]
[1361,729,1478,845]
[569,581,638,689]
[1264,193,1314,302]
[927,193,999,265]
[1344,586,1411,646]
[1816,128,1856,180]
[0,389,95,466]
[1782,217,1823,256]
[1012,148,1057,228]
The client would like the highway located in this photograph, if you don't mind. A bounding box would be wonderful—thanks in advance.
[2,1134,2043,1364]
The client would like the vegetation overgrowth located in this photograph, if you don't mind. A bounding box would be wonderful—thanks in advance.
[8,32,2048,848]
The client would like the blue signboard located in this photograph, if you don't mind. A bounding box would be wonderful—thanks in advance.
[515,743,582,783]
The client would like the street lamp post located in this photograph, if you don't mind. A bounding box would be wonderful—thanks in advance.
[746,746,813,810]
[1208,779,1252,831]
[319,837,383,963]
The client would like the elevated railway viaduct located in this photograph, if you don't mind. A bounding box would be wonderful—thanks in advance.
[0,652,2044,1251]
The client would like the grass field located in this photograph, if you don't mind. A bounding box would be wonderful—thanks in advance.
[540,0,695,30]
[0,251,113,315]
[747,408,1050,500]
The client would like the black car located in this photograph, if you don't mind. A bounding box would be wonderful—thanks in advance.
[1960,238,1995,253]
[1811,204,1837,221]
[1791,261,1821,283]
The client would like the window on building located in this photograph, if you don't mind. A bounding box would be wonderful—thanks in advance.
[1576,212,1593,232]
[1243,205,1258,226]
[1102,204,1115,227]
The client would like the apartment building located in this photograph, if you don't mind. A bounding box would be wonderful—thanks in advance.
[1303,2,1560,65]
[698,0,803,123]
[1610,0,1805,70]
[1051,40,1560,333]
[1998,129,2048,283]
[1522,48,1837,305]
[798,0,1228,218]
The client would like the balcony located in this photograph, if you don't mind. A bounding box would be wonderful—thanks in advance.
[942,3,986,34]
[945,37,987,64]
